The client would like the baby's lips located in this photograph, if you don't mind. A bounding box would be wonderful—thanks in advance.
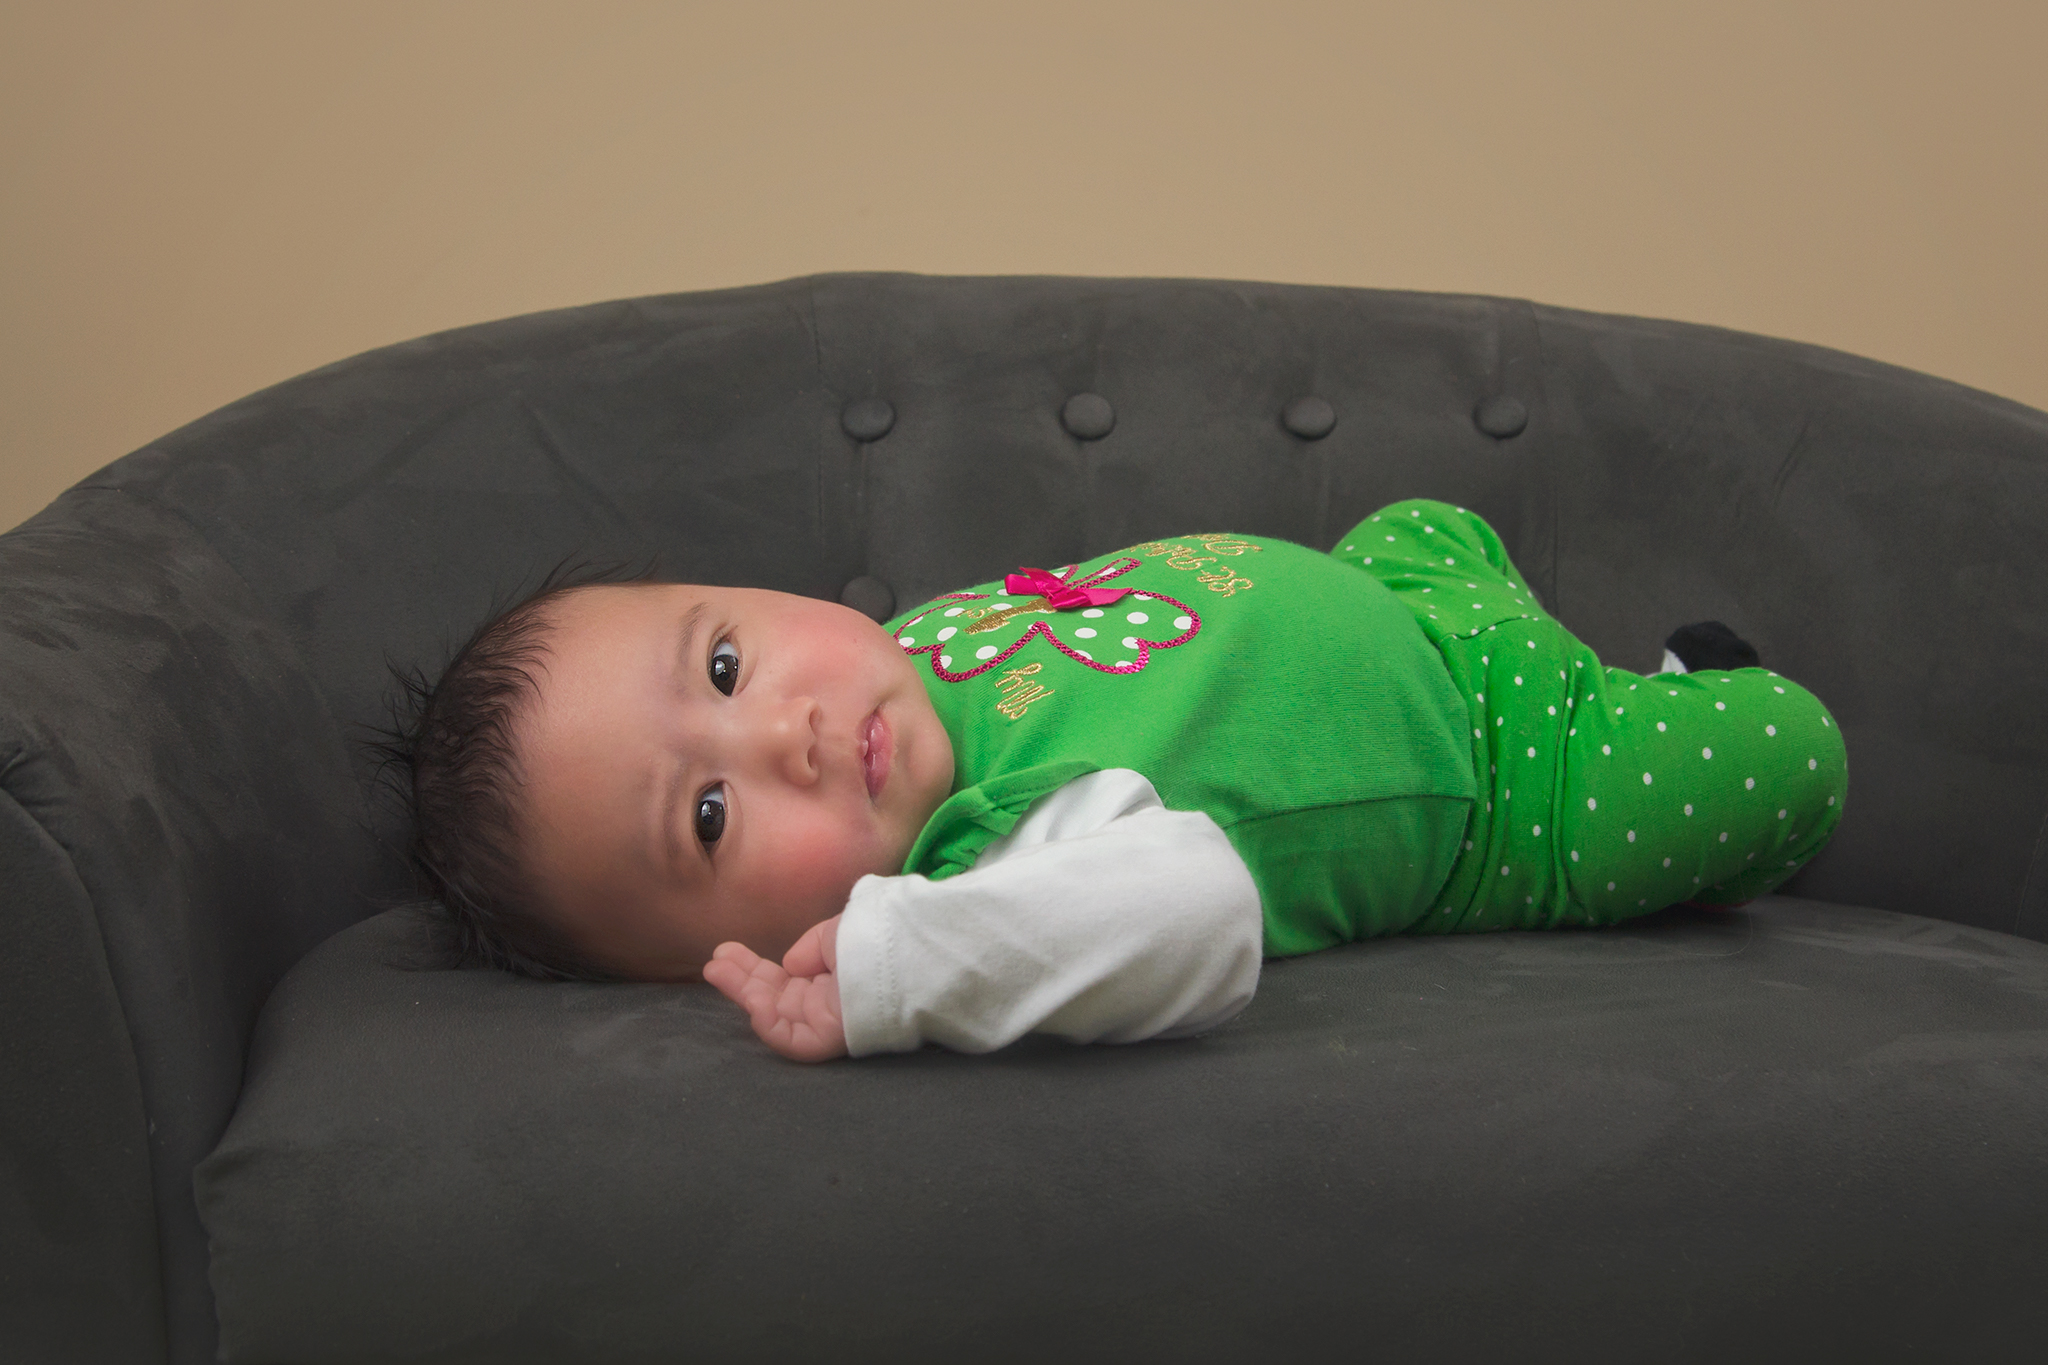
[860,708,891,799]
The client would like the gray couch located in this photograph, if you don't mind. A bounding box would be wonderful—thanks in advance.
[5,274,2046,1364]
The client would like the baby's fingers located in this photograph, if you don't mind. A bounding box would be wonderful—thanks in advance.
[703,942,788,1010]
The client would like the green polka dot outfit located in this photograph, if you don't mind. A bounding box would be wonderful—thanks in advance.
[1332,499,1848,930]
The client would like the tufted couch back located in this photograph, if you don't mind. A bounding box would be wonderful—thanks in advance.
[3,273,2046,1363]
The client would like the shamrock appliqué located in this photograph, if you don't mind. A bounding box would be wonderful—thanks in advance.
[894,558,1201,682]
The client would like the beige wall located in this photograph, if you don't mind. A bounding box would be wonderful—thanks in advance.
[5,0,2043,533]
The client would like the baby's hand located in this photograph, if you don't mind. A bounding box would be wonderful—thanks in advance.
[702,917,847,1062]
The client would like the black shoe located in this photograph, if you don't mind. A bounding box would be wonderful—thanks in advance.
[1664,621,1760,672]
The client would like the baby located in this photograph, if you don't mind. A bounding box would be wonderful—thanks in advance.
[395,499,1848,1062]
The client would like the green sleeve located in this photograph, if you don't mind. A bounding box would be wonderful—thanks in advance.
[900,761,1099,881]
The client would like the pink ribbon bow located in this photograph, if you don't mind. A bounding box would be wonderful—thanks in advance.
[1004,566,1131,610]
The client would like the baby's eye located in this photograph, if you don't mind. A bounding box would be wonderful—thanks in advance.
[695,784,727,847]
[709,639,740,696]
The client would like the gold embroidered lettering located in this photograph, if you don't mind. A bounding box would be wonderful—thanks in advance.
[993,663,1053,720]
[1189,534,1262,557]
[1196,568,1254,596]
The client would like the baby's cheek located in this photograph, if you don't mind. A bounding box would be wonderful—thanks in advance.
[765,809,891,908]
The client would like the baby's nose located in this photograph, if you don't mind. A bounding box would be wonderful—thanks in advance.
[769,696,822,786]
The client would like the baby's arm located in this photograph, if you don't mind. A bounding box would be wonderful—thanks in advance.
[705,769,1263,1061]
[851,769,1262,1055]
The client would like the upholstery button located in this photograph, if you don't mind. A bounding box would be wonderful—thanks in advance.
[841,398,895,442]
[839,576,896,622]
[1474,396,1528,439]
[1282,396,1337,440]
[1061,393,1116,440]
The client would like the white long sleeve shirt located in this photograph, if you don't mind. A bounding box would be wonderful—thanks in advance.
[835,769,1264,1056]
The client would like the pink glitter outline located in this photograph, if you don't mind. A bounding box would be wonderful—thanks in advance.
[891,558,1202,682]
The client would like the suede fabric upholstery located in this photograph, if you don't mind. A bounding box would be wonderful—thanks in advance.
[199,898,2048,1364]
[3,274,2046,1363]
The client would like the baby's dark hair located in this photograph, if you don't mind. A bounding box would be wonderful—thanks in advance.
[375,561,655,982]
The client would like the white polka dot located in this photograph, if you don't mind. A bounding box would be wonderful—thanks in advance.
[1075,650,1092,660]
[940,655,952,667]
[1668,689,1677,696]
[1684,804,1693,815]
[1514,675,1523,685]
[1424,525,1435,533]
[936,626,956,641]
[1745,778,1756,790]
[1657,721,1667,732]
[1616,706,1625,715]
[1527,746,1536,758]
[1567,698,1574,709]
[1602,744,1612,755]
[1133,594,1152,601]
[1642,772,1654,785]
[1587,797,1597,810]
[1528,640,1536,649]
[1702,747,1713,759]
[1446,557,1456,565]
[1778,809,1788,820]
[1365,557,1373,564]
[1501,865,1511,876]
[1627,830,1636,842]
[1766,724,1777,737]
[898,636,915,646]
[1809,758,1818,769]
[1569,727,1577,735]
[1774,686,1786,694]
[1527,895,1534,904]
[1719,832,1728,842]
[1548,705,1557,716]
[1505,788,1512,799]
[990,599,1010,607]
[1662,857,1672,868]
[1482,656,1489,665]
[1173,615,1192,630]
[1465,839,1475,849]
[1497,716,1505,726]
[1387,535,1396,541]
[1082,608,1104,618]
[975,645,998,659]
[1570,849,1579,861]
[944,607,965,617]
[1475,728,1482,737]
[1126,611,1150,624]
[1823,716,1831,727]
[1828,795,1836,805]
[1411,510,1420,516]
[1122,636,1140,649]
[1607,881,1616,891]
[1475,692,1485,703]
[1473,603,1484,610]
[1715,701,1726,711]
[1075,627,1097,638]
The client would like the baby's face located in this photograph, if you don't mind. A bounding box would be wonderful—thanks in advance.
[514,583,955,980]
